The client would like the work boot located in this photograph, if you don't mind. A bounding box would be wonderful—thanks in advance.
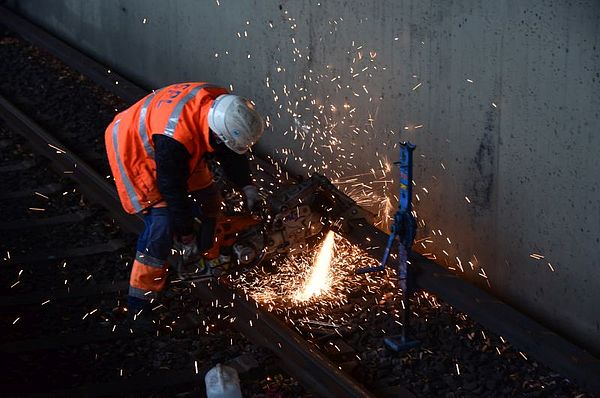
[133,309,157,332]
[115,296,163,333]
[120,307,158,334]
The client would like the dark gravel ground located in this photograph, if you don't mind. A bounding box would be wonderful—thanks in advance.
[0,31,308,397]
[232,240,592,397]
[0,35,119,171]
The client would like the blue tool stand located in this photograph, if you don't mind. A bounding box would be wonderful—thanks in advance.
[357,141,420,352]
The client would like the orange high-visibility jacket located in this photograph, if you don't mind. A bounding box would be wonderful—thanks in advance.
[105,82,228,214]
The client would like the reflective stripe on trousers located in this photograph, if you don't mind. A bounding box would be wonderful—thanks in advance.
[128,207,172,300]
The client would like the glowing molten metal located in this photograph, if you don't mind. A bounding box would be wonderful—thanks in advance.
[294,231,336,302]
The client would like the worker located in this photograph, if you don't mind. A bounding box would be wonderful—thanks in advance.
[105,82,264,315]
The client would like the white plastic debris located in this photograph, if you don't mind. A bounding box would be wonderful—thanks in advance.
[205,364,243,398]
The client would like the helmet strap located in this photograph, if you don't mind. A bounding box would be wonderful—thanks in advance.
[209,130,223,146]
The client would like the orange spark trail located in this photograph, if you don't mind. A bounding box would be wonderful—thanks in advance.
[294,230,335,302]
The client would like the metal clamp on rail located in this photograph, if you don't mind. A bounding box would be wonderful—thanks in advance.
[356,141,420,352]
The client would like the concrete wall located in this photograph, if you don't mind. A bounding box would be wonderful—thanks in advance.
[8,0,600,353]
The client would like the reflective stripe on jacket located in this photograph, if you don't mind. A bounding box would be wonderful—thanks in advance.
[105,82,228,214]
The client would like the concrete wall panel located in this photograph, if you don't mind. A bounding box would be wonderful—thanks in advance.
[7,0,600,352]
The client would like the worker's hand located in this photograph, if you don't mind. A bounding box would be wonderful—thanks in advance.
[242,185,260,211]
[177,234,200,264]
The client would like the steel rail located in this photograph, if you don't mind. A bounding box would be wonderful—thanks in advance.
[0,100,375,396]
[2,5,598,395]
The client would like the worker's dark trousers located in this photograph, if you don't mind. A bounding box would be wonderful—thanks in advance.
[127,184,220,312]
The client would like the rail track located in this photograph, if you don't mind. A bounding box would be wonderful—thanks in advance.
[1,5,599,397]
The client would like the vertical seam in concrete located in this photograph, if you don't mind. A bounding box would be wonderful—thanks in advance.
[494,2,506,282]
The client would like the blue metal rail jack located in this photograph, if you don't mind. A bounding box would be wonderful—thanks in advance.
[356,141,419,352]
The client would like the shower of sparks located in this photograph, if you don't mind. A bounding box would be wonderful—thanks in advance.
[47,143,65,154]
[208,4,561,299]
[377,196,395,230]
[294,230,335,302]
[230,233,387,310]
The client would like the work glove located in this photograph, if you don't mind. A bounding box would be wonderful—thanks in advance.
[177,234,200,264]
[242,184,260,211]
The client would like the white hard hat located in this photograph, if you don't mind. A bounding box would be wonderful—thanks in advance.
[208,94,265,154]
